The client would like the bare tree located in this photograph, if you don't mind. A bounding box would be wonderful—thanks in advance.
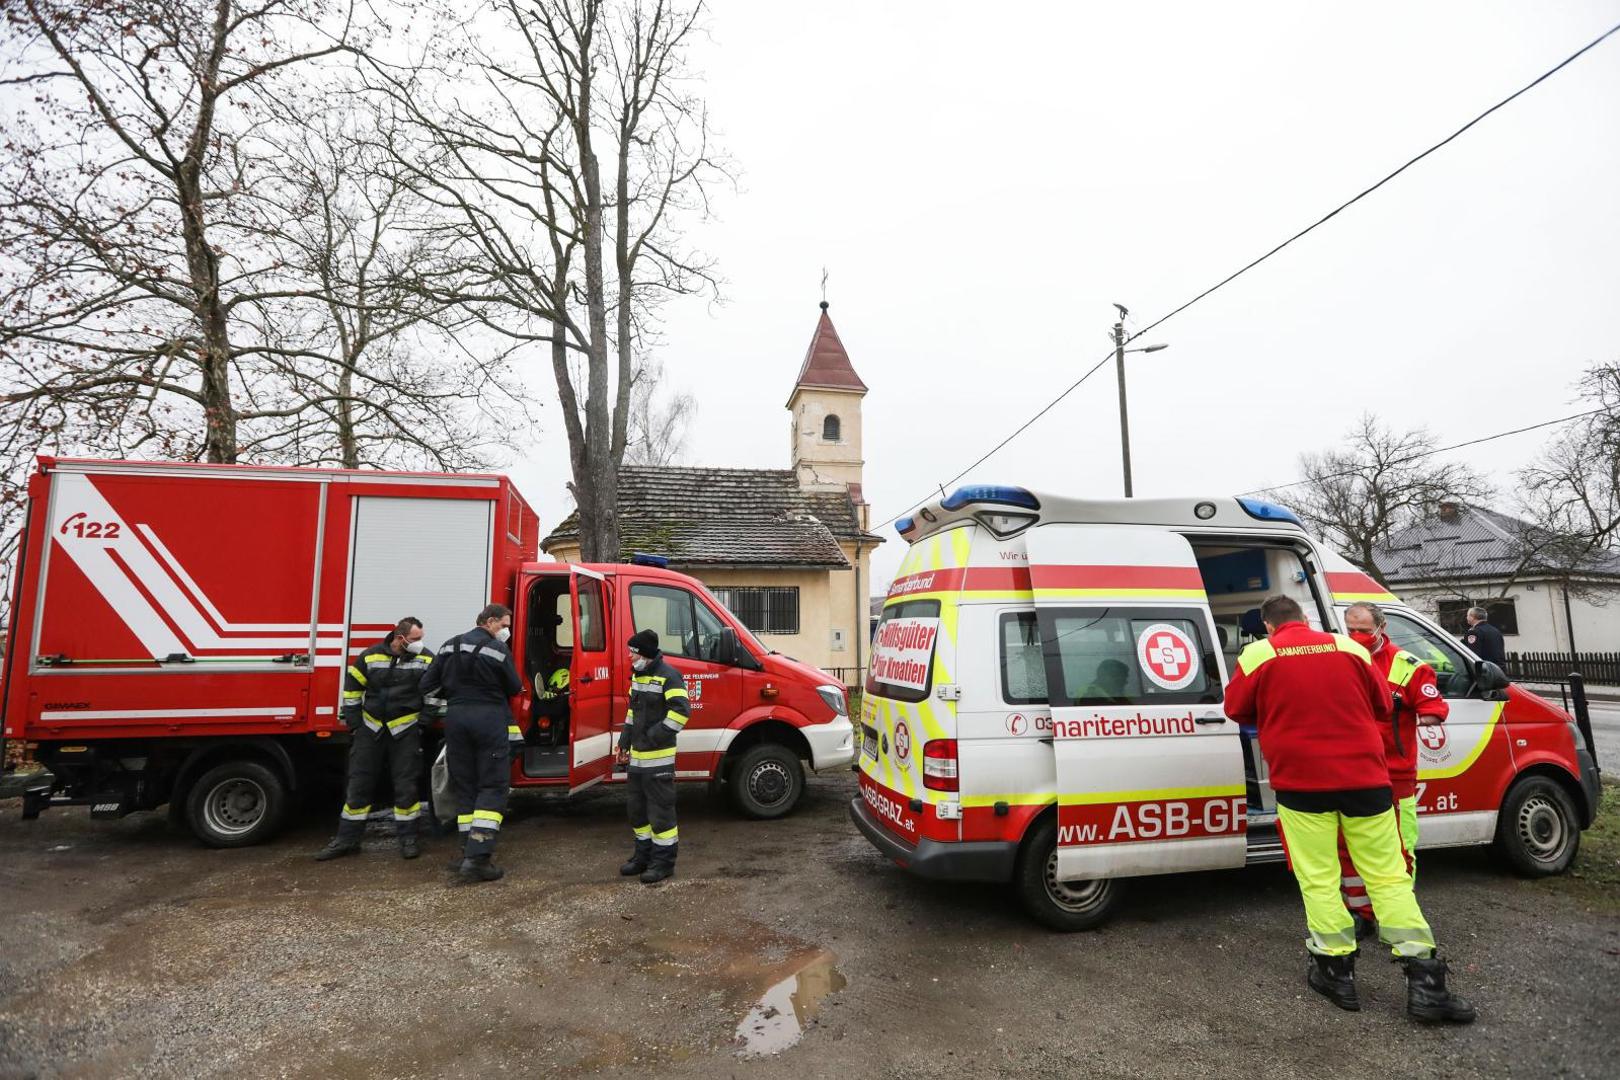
[624,355,695,467]
[365,0,726,560]
[1272,414,1490,586]
[0,0,370,462]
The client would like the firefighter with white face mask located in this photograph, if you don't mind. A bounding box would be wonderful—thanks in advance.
[421,604,523,883]
[617,629,689,884]
[316,617,436,861]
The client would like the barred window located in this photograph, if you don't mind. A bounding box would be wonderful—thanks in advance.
[712,586,800,635]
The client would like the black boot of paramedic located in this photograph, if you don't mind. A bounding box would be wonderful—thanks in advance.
[1401,955,1476,1023]
[620,629,687,885]
[1307,952,1360,1011]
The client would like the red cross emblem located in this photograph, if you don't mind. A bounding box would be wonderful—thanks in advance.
[1137,623,1200,691]
[1417,724,1448,751]
[893,721,911,761]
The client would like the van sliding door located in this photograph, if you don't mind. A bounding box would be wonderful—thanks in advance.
[1026,524,1247,881]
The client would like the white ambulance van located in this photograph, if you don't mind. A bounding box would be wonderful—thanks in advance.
[850,486,1602,930]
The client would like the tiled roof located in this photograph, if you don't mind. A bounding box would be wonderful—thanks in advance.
[789,303,867,400]
[1372,503,1620,583]
[541,466,883,567]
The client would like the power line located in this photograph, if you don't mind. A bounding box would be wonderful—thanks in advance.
[1240,407,1608,497]
[871,20,1620,532]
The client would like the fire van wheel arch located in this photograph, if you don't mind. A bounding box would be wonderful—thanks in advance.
[1495,773,1581,877]
[183,760,288,849]
[1013,817,1124,932]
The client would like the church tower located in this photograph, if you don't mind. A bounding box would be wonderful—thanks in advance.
[788,301,868,505]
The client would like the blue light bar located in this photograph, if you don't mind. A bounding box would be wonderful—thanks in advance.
[895,516,917,536]
[630,552,669,568]
[940,485,1041,512]
[1236,497,1302,526]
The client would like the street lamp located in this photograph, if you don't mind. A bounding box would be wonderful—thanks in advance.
[1111,303,1169,498]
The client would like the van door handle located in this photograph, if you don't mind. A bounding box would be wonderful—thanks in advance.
[1195,713,1227,725]
[577,674,594,684]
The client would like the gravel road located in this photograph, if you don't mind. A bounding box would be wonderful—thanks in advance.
[1,771,1615,1079]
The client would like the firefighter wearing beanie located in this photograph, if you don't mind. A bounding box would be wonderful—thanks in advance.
[617,629,689,883]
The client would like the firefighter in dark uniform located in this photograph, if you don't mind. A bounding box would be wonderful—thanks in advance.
[1462,606,1507,667]
[420,603,523,883]
[316,617,435,861]
[617,629,689,884]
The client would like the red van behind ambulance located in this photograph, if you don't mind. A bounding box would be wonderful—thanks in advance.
[850,485,1602,930]
[1,458,853,845]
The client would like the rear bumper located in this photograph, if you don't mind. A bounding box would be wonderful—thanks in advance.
[805,717,856,772]
[848,796,1017,882]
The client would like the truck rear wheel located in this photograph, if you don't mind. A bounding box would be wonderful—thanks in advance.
[1014,817,1122,931]
[184,760,288,848]
[727,743,804,820]
[1495,774,1580,876]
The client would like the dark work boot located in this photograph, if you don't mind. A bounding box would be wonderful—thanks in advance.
[639,845,675,885]
[620,839,652,877]
[314,837,361,862]
[1402,955,1476,1024]
[1307,952,1360,1011]
[399,833,420,860]
[457,856,505,883]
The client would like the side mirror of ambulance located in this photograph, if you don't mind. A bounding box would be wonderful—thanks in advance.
[1471,660,1511,699]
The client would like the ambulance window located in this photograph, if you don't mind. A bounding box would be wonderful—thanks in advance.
[866,599,941,704]
[1000,612,1048,705]
[1380,610,1471,698]
[1038,607,1221,707]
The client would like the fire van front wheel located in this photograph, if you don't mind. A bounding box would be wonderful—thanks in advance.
[184,760,288,848]
[1495,775,1580,877]
[1014,818,1123,932]
[728,743,804,819]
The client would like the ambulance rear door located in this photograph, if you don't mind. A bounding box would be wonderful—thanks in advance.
[1026,524,1247,880]
[568,567,616,793]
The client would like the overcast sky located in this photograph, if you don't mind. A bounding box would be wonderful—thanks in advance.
[506,0,1620,595]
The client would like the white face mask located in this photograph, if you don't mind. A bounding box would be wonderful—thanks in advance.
[632,656,650,672]
[403,638,426,655]
[495,626,511,643]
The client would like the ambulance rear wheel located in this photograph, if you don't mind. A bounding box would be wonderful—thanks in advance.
[1495,775,1580,876]
[1014,818,1122,931]
[728,743,804,819]
[184,760,288,848]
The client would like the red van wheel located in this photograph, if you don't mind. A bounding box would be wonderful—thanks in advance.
[727,743,804,820]
[1495,775,1580,877]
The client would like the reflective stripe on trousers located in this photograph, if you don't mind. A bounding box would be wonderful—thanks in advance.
[1280,804,1434,959]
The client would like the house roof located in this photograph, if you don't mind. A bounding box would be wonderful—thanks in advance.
[788,302,867,402]
[541,465,884,568]
[1372,503,1620,584]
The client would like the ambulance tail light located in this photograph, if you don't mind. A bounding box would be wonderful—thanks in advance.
[923,739,959,791]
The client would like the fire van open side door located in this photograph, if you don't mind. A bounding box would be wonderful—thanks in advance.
[1025,524,1248,881]
[568,566,615,793]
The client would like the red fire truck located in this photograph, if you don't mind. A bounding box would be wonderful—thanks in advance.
[0,458,855,846]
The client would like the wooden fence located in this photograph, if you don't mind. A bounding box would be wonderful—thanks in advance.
[1506,652,1620,686]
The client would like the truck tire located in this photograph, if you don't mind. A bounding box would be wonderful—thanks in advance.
[1014,817,1122,931]
[1495,774,1581,877]
[727,742,804,820]
[184,760,288,848]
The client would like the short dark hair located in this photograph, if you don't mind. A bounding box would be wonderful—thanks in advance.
[477,603,512,626]
[1260,594,1305,627]
[394,616,423,638]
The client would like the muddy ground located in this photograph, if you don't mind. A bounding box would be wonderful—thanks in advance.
[1,771,1616,1080]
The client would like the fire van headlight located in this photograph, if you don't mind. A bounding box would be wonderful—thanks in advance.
[816,684,848,718]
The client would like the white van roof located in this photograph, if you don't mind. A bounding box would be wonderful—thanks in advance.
[894,486,1309,546]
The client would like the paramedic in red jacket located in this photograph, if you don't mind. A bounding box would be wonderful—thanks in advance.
[1224,594,1473,1022]
[1339,601,1449,932]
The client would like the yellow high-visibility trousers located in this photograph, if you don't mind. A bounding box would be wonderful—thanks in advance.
[1279,804,1435,959]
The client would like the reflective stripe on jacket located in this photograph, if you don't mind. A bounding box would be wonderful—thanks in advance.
[618,654,690,765]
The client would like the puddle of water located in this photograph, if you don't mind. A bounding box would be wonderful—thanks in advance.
[734,950,846,1058]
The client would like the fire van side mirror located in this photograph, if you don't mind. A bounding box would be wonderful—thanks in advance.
[716,626,759,670]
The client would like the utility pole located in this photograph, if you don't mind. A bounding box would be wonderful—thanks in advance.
[1113,305,1132,498]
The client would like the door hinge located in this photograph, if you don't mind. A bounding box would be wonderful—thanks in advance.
[934,684,961,701]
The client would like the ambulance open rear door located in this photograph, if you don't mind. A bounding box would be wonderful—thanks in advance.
[1024,524,1248,881]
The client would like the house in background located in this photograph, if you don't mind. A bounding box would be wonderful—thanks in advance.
[1371,501,1620,655]
[542,301,883,680]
